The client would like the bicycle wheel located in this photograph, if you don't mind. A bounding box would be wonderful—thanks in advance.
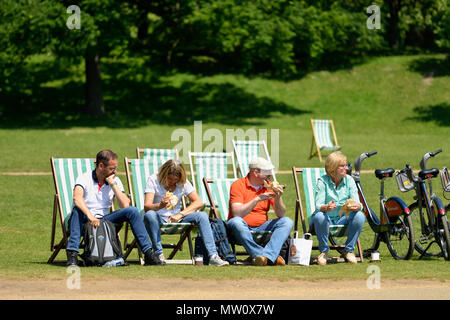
[439,215,450,261]
[386,214,415,260]
[409,202,442,257]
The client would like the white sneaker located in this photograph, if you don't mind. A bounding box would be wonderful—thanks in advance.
[209,254,229,266]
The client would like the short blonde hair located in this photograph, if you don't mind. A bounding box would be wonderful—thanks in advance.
[325,151,347,178]
[158,160,187,186]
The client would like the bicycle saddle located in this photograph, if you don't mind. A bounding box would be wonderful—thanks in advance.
[375,168,395,179]
[418,168,439,180]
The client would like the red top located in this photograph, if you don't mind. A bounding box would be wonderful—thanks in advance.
[228,176,275,227]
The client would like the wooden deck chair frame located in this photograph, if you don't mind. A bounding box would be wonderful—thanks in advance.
[202,177,272,257]
[122,157,196,264]
[188,152,237,207]
[232,140,277,181]
[48,157,96,264]
[292,166,363,263]
[309,119,341,162]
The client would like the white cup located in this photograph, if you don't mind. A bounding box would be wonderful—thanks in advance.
[194,255,203,266]
[370,251,380,262]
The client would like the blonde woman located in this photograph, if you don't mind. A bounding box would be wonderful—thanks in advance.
[312,152,365,265]
[143,160,229,266]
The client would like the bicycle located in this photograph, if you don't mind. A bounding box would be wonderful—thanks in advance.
[351,150,415,260]
[440,166,450,213]
[396,149,450,260]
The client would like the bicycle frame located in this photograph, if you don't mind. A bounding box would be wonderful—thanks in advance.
[352,151,412,258]
[400,149,448,259]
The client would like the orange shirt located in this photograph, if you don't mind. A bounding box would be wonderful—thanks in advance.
[228,176,275,227]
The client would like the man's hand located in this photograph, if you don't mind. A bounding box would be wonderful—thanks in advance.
[105,174,116,186]
[88,215,101,228]
[257,192,276,202]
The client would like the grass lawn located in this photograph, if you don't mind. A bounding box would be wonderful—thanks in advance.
[0,54,449,281]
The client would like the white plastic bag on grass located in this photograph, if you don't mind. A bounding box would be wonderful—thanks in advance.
[288,232,313,266]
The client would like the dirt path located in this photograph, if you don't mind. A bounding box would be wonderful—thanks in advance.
[1,278,449,300]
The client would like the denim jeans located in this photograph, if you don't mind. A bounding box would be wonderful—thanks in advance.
[227,216,293,263]
[312,210,365,253]
[67,206,152,254]
[143,210,218,257]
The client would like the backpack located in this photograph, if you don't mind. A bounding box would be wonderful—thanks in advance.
[80,219,124,266]
[194,218,237,265]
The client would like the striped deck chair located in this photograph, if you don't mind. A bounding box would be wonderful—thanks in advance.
[188,152,237,207]
[202,177,272,257]
[309,119,341,162]
[292,167,363,262]
[48,157,95,264]
[137,147,179,162]
[232,140,277,181]
[123,158,195,264]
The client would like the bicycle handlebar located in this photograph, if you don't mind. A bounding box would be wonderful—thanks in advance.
[352,150,377,182]
[353,150,377,174]
[400,164,418,184]
[420,149,442,170]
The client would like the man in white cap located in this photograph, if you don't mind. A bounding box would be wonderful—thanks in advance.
[227,157,293,266]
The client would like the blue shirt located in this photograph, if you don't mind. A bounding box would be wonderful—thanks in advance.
[314,174,361,222]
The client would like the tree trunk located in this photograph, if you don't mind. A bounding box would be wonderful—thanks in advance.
[85,54,105,116]
[386,0,401,49]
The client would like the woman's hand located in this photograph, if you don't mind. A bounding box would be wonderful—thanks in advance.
[323,200,336,213]
[159,196,170,210]
[168,213,183,223]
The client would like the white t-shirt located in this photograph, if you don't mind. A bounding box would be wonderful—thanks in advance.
[144,173,195,222]
[74,170,125,218]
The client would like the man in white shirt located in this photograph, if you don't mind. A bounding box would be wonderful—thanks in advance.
[66,150,156,266]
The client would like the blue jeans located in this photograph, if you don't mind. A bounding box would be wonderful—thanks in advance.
[227,216,293,263]
[312,210,365,253]
[67,206,152,254]
[143,211,218,257]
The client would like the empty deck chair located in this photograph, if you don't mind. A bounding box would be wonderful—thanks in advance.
[309,119,341,162]
[232,140,276,180]
[188,152,237,207]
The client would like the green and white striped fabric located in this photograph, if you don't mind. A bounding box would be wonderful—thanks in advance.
[52,158,95,230]
[313,120,341,151]
[302,167,346,237]
[189,152,236,205]
[206,178,272,246]
[141,148,177,168]
[232,140,276,181]
[128,158,191,234]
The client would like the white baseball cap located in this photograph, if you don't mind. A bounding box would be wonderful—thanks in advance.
[249,157,274,175]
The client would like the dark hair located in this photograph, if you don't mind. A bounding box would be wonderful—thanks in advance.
[96,149,118,167]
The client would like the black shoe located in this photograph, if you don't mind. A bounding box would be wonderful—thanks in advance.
[66,250,79,266]
[144,251,166,266]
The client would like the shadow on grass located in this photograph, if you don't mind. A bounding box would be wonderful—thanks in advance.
[0,58,308,129]
[407,56,450,78]
[405,103,450,127]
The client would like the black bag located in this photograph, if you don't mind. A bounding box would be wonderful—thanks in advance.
[194,218,237,265]
[278,235,291,264]
[80,219,123,266]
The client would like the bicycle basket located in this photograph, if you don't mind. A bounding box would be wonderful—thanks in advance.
[441,166,450,192]
[395,171,415,192]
